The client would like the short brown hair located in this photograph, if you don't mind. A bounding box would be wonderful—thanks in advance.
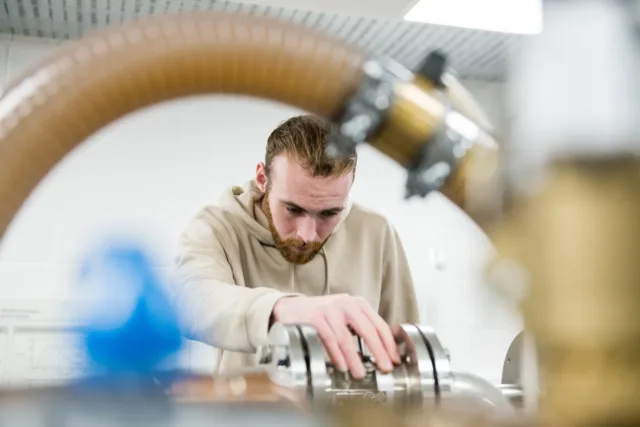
[265,114,357,178]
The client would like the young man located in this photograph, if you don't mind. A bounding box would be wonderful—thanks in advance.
[172,115,419,379]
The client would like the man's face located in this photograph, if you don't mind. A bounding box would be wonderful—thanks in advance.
[257,155,353,264]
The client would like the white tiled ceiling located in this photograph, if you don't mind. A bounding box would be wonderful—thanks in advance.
[0,0,524,81]
[230,0,418,20]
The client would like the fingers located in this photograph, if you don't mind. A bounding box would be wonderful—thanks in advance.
[359,303,401,365]
[325,313,366,379]
[345,308,394,373]
[307,296,399,380]
[312,317,348,373]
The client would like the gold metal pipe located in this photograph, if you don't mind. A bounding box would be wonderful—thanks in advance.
[368,73,502,228]
[508,157,640,427]
[485,2,640,426]
[369,77,446,168]
[484,156,640,427]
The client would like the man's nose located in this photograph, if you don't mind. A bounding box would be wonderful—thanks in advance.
[296,216,319,242]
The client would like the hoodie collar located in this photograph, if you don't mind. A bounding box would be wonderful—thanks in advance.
[221,179,353,246]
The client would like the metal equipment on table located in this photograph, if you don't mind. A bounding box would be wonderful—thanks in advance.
[259,323,452,406]
[0,323,522,427]
[257,323,518,412]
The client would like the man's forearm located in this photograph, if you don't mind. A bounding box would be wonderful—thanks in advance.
[172,277,298,353]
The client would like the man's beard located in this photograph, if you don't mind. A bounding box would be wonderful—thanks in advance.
[262,191,327,265]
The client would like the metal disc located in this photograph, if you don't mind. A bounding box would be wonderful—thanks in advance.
[415,325,453,393]
[298,324,332,401]
[265,323,309,394]
[394,324,436,400]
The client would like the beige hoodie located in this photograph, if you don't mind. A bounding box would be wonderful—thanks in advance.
[171,180,419,374]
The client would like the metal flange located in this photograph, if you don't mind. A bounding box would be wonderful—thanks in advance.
[259,323,309,396]
[260,323,453,406]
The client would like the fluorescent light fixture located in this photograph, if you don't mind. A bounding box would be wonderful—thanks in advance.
[404,0,543,34]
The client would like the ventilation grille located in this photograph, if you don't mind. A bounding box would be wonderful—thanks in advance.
[0,0,524,81]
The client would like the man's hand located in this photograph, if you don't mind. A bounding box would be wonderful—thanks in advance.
[271,294,401,379]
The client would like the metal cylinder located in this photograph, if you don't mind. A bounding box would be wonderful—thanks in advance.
[260,322,517,414]
[260,323,453,407]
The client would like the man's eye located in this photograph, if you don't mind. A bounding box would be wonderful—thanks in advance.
[287,207,303,215]
[320,211,338,218]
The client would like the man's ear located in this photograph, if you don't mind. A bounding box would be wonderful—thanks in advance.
[255,162,268,192]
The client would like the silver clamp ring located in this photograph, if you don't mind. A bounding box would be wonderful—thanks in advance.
[394,324,437,402]
[298,324,333,401]
[415,325,453,394]
[326,57,410,158]
[405,108,481,198]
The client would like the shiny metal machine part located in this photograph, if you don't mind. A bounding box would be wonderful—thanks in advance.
[260,323,453,406]
[260,323,522,413]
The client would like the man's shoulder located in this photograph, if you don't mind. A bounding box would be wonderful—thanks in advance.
[188,204,232,222]
[186,183,248,220]
[182,204,241,237]
[344,202,394,234]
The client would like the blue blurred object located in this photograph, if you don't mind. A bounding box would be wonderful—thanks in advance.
[77,241,183,375]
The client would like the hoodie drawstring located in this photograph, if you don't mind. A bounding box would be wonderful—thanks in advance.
[320,248,330,296]
[289,263,296,293]
[288,249,329,296]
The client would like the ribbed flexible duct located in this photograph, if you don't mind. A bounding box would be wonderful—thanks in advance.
[0,13,364,240]
[0,11,501,242]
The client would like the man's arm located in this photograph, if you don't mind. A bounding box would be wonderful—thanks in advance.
[171,208,298,353]
[378,223,420,325]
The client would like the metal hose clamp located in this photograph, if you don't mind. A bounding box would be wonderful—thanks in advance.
[404,108,484,198]
[327,57,412,158]
[415,325,453,394]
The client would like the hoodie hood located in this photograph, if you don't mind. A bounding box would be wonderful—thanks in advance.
[218,180,353,247]
[218,180,274,245]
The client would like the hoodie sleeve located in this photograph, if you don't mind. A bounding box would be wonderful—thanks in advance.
[378,222,420,325]
[171,208,299,353]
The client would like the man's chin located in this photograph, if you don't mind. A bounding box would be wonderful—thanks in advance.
[280,248,319,264]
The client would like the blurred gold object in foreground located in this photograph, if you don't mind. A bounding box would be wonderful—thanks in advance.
[499,158,640,427]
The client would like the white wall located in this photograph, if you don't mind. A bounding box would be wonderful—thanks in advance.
[0,35,522,384]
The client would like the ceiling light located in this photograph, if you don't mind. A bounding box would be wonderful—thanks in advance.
[404,0,543,34]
